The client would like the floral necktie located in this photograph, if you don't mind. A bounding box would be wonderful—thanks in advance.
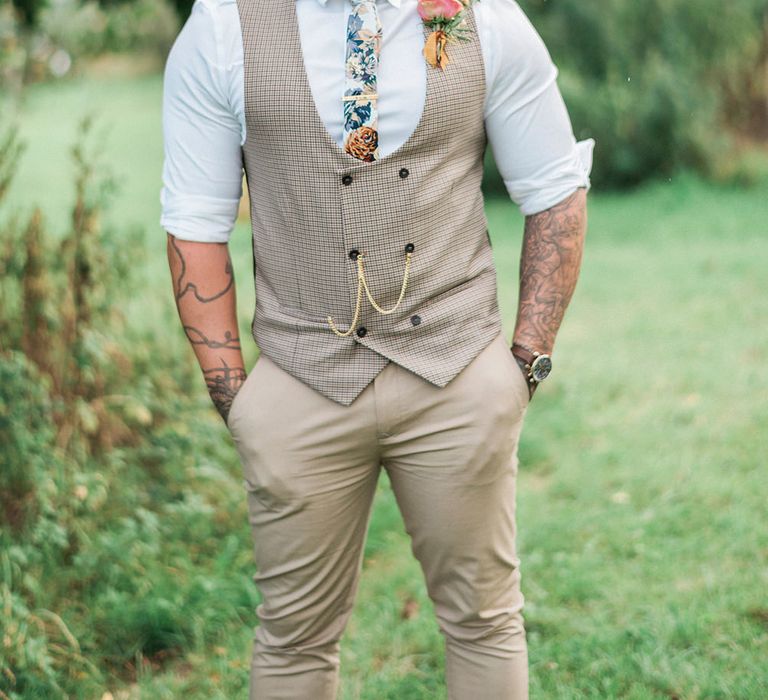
[343,0,382,162]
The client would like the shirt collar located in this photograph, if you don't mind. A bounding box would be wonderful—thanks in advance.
[314,0,401,8]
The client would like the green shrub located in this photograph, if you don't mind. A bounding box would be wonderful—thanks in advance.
[2,0,179,87]
[0,116,257,697]
[0,351,55,535]
[10,0,45,28]
[520,0,768,187]
[38,0,177,58]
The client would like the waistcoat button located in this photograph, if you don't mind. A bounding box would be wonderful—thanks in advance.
[356,326,368,338]
[349,249,360,260]
[399,168,409,179]
[342,174,353,185]
[404,242,415,253]
[410,314,421,326]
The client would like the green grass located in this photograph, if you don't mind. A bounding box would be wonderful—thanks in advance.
[3,71,768,699]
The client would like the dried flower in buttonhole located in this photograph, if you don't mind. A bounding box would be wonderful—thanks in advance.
[417,0,478,69]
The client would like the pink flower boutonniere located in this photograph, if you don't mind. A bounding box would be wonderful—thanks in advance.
[417,0,478,70]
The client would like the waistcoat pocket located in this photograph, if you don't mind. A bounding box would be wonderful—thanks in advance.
[277,304,330,325]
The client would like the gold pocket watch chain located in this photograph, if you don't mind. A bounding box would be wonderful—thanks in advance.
[326,251,413,337]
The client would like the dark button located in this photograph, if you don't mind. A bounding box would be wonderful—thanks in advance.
[349,249,360,260]
[404,242,415,253]
[356,326,368,338]
[399,167,410,179]
[410,314,421,326]
[341,174,353,186]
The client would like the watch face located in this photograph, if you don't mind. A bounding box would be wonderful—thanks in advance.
[531,355,552,382]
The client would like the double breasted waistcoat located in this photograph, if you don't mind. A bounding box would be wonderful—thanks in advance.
[236,0,504,406]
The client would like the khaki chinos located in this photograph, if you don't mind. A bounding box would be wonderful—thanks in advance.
[226,329,530,699]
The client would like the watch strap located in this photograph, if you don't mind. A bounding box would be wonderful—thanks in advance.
[510,349,536,399]
[510,343,537,368]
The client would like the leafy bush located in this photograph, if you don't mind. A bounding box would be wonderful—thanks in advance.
[0,117,256,697]
[10,0,45,28]
[520,0,768,187]
[0,351,56,535]
[100,0,179,54]
[2,0,178,88]
[0,4,27,91]
[39,0,177,57]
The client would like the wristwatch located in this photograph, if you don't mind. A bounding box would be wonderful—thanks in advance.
[510,343,553,388]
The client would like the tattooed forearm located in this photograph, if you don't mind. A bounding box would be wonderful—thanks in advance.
[169,234,234,304]
[204,360,247,423]
[166,233,247,426]
[513,187,587,354]
[184,326,241,350]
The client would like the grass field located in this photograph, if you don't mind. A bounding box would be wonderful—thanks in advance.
[3,71,768,699]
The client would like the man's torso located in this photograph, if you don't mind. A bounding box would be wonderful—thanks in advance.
[235,0,503,406]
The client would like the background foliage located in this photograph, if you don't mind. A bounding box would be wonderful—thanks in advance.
[4,0,767,188]
[520,0,768,187]
[2,0,178,91]
[0,0,767,697]
[0,118,259,697]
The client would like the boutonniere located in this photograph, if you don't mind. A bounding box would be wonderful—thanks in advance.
[417,0,477,70]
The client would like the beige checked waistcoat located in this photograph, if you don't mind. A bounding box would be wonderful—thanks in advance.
[236,0,504,406]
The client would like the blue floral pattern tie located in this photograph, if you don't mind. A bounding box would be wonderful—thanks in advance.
[343,0,382,162]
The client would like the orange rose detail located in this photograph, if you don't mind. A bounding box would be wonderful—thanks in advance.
[345,126,379,162]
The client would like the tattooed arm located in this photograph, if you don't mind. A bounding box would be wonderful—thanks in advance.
[512,187,588,397]
[166,233,246,424]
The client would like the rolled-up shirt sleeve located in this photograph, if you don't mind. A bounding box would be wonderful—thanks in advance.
[480,0,594,216]
[160,0,244,243]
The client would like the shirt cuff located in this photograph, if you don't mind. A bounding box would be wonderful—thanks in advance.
[160,189,241,243]
[508,137,595,217]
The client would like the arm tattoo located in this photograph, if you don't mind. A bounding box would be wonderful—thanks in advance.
[169,234,234,304]
[184,326,241,350]
[514,188,587,353]
[204,359,247,423]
